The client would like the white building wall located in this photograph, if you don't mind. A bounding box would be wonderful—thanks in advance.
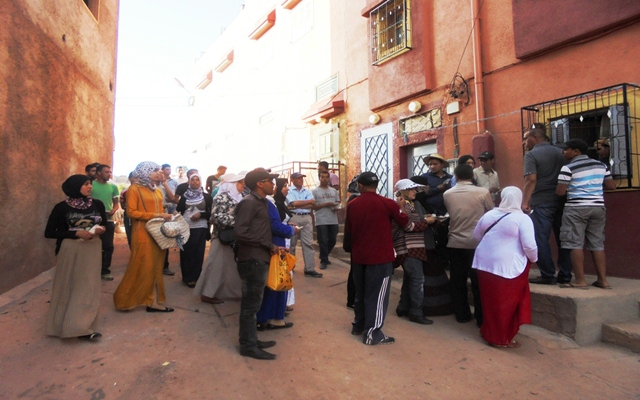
[188,0,331,175]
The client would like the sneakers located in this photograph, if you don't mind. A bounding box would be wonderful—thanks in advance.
[367,336,395,345]
[163,268,175,276]
[304,270,323,278]
[319,263,328,270]
[101,274,114,281]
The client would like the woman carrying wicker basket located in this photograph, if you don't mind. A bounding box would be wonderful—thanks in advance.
[114,161,174,312]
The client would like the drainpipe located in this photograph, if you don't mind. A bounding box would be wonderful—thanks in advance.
[471,0,485,133]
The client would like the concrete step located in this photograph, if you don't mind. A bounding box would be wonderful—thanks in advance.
[528,272,640,345]
[601,321,640,353]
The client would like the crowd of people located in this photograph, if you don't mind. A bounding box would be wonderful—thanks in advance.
[43,129,614,356]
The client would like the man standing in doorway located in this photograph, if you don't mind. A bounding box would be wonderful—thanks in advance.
[318,161,340,191]
[92,164,120,281]
[234,168,280,360]
[312,170,340,270]
[345,172,414,345]
[474,151,501,204]
[522,124,572,285]
[287,172,323,278]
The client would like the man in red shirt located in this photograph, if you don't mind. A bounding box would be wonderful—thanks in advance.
[345,172,414,345]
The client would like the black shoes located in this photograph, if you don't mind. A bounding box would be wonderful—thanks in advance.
[146,306,174,313]
[409,315,434,325]
[529,276,557,285]
[319,263,328,270]
[456,315,473,323]
[346,303,354,310]
[163,268,175,276]
[304,270,323,278]
[240,348,276,360]
[351,326,364,335]
[368,336,395,345]
[396,309,408,317]
[257,340,276,349]
[78,332,102,341]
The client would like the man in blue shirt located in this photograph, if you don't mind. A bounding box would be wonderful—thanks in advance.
[286,172,323,278]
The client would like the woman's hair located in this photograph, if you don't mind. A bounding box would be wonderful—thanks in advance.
[458,155,475,166]
[275,178,288,201]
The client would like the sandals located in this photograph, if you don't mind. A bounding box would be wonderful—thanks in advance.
[591,281,612,289]
[489,340,520,348]
[559,283,589,290]
[266,322,294,330]
[146,306,174,313]
[78,332,102,341]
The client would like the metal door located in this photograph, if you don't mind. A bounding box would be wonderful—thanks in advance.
[361,123,393,197]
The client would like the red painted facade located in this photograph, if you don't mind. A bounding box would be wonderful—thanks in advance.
[329,0,640,278]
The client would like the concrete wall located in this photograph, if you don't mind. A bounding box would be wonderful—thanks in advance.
[0,0,119,294]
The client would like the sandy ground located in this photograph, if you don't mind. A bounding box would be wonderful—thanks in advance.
[1,233,639,399]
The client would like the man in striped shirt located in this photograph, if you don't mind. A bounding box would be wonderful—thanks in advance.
[556,139,616,289]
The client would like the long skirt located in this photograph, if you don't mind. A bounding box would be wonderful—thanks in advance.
[179,227,208,284]
[46,239,101,338]
[256,288,288,324]
[422,250,454,316]
[477,264,531,346]
[194,237,242,300]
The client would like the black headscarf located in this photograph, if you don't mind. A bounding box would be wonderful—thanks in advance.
[62,174,93,209]
[274,178,291,221]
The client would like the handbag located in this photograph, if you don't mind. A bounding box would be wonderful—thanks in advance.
[266,250,296,291]
[145,214,191,250]
[218,227,235,245]
[137,186,190,250]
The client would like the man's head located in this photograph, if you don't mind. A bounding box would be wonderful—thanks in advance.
[453,164,474,182]
[523,123,548,151]
[161,164,172,178]
[217,165,227,176]
[477,151,495,172]
[423,153,448,175]
[319,170,330,187]
[290,172,306,189]
[245,168,279,196]
[186,169,198,178]
[96,164,112,182]
[85,163,100,179]
[356,171,379,193]
[595,138,611,160]
[177,167,185,177]
[562,139,588,160]
[318,161,329,173]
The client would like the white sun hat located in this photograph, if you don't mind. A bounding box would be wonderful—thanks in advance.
[395,179,425,191]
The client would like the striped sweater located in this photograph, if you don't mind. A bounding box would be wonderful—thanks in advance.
[557,154,611,207]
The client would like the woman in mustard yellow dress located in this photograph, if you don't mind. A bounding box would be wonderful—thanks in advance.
[114,162,174,312]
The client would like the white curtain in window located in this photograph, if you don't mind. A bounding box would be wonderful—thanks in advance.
[609,105,628,177]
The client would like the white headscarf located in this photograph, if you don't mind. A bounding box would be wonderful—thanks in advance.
[215,173,244,203]
[497,186,523,213]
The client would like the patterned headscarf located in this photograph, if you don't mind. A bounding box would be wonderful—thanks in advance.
[62,174,93,210]
[184,173,205,205]
[133,161,160,190]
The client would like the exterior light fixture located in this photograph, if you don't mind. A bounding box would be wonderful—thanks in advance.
[369,113,381,125]
[408,101,422,113]
[315,116,326,124]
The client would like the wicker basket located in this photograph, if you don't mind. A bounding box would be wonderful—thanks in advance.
[145,214,190,250]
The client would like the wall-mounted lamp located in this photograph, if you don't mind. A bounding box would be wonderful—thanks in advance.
[315,116,327,124]
[408,101,422,113]
[369,113,381,125]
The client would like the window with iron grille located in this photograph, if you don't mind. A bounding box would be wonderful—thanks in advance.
[370,0,412,65]
[521,83,640,188]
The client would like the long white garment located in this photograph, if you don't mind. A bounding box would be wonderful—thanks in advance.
[471,187,538,278]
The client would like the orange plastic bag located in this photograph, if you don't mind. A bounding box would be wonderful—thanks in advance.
[266,250,296,291]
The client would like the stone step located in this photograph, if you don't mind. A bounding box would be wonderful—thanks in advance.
[601,321,640,353]
[527,273,640,345]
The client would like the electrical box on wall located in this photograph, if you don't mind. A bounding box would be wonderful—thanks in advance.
[446,101,461,115]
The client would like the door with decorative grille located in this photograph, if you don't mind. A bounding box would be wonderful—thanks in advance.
[408,142,437,177]
[360,123,394,197]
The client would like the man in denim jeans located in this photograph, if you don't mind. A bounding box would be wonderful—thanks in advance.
[521,124,572,284]
[312,170,340,270]
[234,168,280,360]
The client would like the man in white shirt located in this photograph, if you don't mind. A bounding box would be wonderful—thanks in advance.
[474,151,501,204]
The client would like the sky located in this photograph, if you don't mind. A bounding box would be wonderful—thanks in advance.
[113,0,246,176]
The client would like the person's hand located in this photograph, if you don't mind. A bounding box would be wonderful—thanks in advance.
[270,244,279,255]
[191,212,201,221]
[75,230,94,240]
[490,187,500,193]
[108,209,117,216]
[425,216,437,224]
[161,213,173,221]
[293,226,301,235]
[93,226,106,236]
[521,204,531,214]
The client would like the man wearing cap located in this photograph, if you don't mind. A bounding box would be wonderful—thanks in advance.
[556,139,615,289]
[234,168,281,360]
[312,170,341,270]
[474,151,501,204]
[345,172,414,345]
[522,124,572,285]
[421,153,453,270]
[444,164,493,325]
[287,172,322,278]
